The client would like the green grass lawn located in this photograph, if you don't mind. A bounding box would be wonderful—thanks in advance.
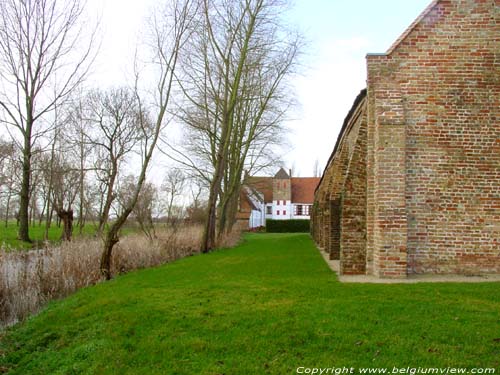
[0,221,97,250]
[1,233,499,374]
[0,221,135,250]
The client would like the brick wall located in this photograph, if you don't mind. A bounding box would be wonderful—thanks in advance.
[313,91,368,270]
[367,0,500,275]
[340,102,368,274]
[325,148,350,260]
[366,66,409,277]
[313,0,499,278]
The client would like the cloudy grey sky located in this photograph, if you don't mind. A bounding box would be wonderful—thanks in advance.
[87,0,432,177]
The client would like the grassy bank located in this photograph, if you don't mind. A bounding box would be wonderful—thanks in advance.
[1,233,499,374]
[0,225,204,327]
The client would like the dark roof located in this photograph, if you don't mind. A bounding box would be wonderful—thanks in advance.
[316,88,367,194]
[291,178,320,203]
[274,167,290,179]
[244,190,260,210]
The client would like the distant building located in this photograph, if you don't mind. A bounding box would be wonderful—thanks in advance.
[237,168,320,229]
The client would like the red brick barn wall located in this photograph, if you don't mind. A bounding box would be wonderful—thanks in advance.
[320,170,333,253]
[340,101,368,275]
[313,94,368,271]
[367,0,500,276]
[313,178,329,249]
[326,147,350,260]
[313,148,346,259]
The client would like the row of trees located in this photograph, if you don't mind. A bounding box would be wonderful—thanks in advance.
[169,0,301,251]
[0,133,197,236]
[0,0,300,277]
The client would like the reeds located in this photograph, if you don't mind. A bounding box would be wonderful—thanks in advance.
[0,225,209,328]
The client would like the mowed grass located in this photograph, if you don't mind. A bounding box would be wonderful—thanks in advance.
[1,233,499,374]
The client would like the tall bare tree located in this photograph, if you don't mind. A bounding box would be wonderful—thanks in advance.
[65,93,94,234]
[50,157,80,241]
[0,139,18,227]
[313,159,322,178]
[99,0,198,280]
[84,87,142,235]
[161,168,186,223]
[0,0,96,242]
[172,0,300,250]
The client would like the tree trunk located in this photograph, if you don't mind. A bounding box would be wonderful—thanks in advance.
[223,189,240,234]
[44,196,51,240]
[202,162,224,253]
[78,194,84,234]
[39,194,48,227]
[18,129,32,242]
[100,204,134,280]
[78,132,85,234]
[217,174,242,237]
[100,228,120,280]
[97,163,117,234]
[30,201,35,227]
[57,209,74,241]
[4,191,11,228]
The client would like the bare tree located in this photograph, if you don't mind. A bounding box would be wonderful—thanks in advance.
[313,159,322,178]
[37,143,56,237]
[0,139,13,173]
[0,0,96,242]
[84,87,142,235]
[117,175,158,241]
[99,0,198,280]
[172,0,301,250]
[26,144,45,228]
[36,105,81,241]
[184,176,207,224]
[50,157,80,241]
[65,93,94,234]
[0,139,18,227]
[161,169,186,223]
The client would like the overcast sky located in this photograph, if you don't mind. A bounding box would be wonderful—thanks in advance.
[87,0,432,177]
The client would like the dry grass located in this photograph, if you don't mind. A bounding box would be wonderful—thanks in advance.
[0,224,214,328]
[216,227,244,249]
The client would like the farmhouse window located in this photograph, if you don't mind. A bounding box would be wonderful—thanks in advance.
[295,205,303,216]
[306,205,311,215]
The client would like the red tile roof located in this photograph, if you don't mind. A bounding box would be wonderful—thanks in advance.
[243,176,319,204]
[246,176,273,202]
[291,177,320,204]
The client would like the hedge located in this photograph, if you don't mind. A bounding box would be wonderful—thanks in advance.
[266,219,310,233]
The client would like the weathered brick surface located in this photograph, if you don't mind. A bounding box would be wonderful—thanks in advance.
[313,91,368,272]
[273,177,291,202]
[313,0,500,278]
[340,103,368,274]
[327,148,350,260]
